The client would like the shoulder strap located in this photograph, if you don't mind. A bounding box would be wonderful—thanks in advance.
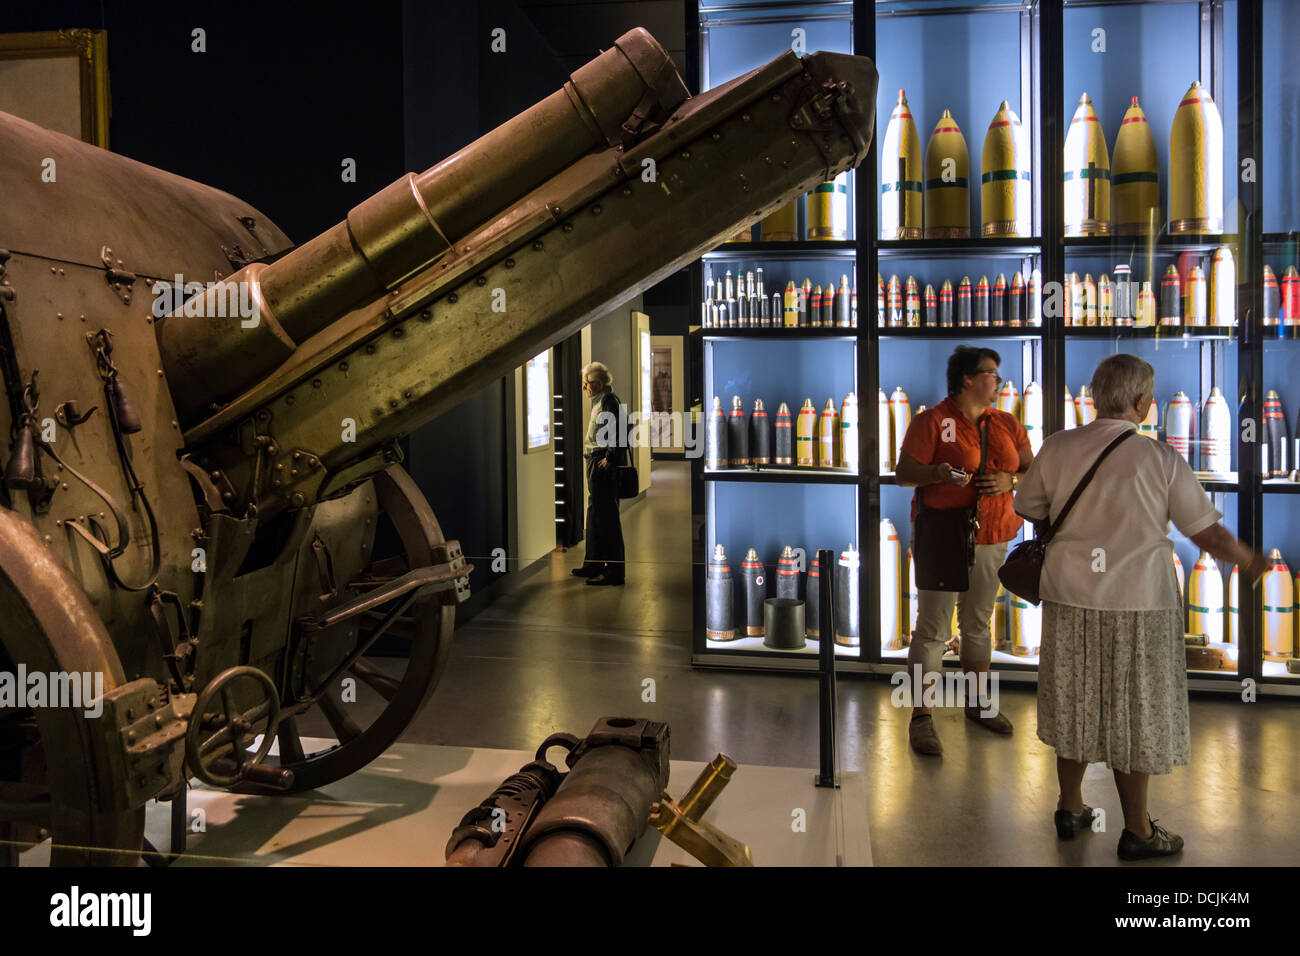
[976,416,990,474]
[1045,429,1135,540]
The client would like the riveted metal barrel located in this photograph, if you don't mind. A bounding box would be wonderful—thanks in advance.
[742,549,767,637]
[706,544,736,641]
[158,28,688,424]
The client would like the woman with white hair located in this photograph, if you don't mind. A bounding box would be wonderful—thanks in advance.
[1013,353,1266,860]
[571,361,626,585]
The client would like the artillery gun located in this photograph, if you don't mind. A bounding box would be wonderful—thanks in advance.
[0,29,876,864]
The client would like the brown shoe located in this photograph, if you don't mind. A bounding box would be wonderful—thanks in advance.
[965,706,1014,734]
[909,714,943,756]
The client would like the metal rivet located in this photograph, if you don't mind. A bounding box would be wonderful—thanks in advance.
[505,258,515,268]
[365,343,376,354]
[623,187,632,196]
[59,268,65,275]
[592,205,602,215]
[56,312,63,320]
[681,151,691,160]
[741,113,751,122]
[421,309,433,321]
[711,132,721,141]
[392,327,403,338]
[562,223,574,233]
[476,275,487,286]
[403,390,412,399]
[285,394,295,405]
[312,378,322,388]
[389,399,399,408]
[50,266,56,274]
[532,241,543,251]
[771,93,781,102]
[448,293,459,303]
[157,369,164,377]
[339,361,349,371]
[291,492,305,507]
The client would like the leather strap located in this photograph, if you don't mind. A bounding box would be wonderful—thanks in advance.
[1044,429,1135,543]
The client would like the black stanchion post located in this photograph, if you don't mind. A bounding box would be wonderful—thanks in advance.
[815,548,838,788]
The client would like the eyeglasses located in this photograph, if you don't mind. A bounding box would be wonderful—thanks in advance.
[974,369,1002,384]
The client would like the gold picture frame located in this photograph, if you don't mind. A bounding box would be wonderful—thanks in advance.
[0,29,110,147]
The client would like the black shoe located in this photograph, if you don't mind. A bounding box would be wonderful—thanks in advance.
[571,567,601,578]
[1054,805,1095,840]
[586,575,625,586]
[1117,817,1184,861]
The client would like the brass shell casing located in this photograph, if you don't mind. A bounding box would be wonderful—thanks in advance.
[924,109,971,239]
[981,100,1031,237]
[1063,93,1111,236]
[881,90,923,239]
[1112,96,1160,235]
[1169,81,1224,234]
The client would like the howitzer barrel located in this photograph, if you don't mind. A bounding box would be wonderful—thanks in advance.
[182,39,877,521]
[158,28,688,424]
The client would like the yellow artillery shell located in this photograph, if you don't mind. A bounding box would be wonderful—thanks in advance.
[881,90,923,239]
[924,108,970,239]
[760,198,800,241]
[796,398,817,466]
[1112,96,1160,236]
[1169,81,1224,234]
[1064,92,1111,236]
[981,100,1031,237]
[808,172,849,240]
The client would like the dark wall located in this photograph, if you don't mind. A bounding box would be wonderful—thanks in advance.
[7,0,406,243]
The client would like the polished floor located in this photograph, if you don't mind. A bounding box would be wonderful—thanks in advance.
[403,461,1299,866]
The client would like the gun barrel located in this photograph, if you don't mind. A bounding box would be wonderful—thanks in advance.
[158,28,687,424]
[183,39,877,519]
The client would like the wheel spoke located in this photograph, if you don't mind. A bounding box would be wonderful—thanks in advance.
[317,691,363,744]
[350,658,401,701]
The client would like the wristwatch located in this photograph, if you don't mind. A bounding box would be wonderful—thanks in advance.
[1010,473,1020,490]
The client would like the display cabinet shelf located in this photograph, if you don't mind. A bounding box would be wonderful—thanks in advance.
[699,328,856,339]
[1062,327,1236,340]
[704,240,856,258]
[1063,234,1238,256]
[1262,480,1300,495]
[878,328,1042,340]
[704,468,859,484]
[878,237,1042,259]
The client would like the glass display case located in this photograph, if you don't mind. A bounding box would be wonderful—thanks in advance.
[689,0,1296,692]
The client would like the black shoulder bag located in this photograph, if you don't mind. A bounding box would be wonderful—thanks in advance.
[998,429,1134,605]
[912,418,988,592]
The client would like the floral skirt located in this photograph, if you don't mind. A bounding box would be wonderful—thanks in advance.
[1037,602,1190,775]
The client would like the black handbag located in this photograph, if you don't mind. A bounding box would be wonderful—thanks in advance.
[615,463,639,499]
[912,419,988,592]
[998,429,1134,605]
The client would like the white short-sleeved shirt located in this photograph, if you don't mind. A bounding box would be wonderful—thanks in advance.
[1013,417,1221,611]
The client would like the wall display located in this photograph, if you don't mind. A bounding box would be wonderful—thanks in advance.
[692,0,1294,689]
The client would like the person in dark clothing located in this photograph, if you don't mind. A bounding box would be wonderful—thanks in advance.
[572,361,626,585]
